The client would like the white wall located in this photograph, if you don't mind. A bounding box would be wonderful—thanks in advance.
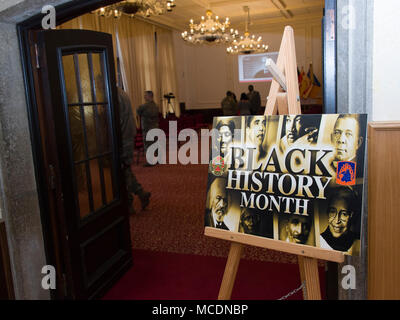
[173,19,322,110]
[372,0,400,121]
[0,0,23,12]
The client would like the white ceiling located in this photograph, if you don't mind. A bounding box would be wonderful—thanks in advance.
[146,0,324,32]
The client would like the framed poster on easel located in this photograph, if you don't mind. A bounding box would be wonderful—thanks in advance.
[204,26,367,300]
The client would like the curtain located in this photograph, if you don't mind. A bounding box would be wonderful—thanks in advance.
[156,27,180,118]
[117,16,158,126]
[59,14,119,77]
[58,13,180,125]
[58,13,100,30]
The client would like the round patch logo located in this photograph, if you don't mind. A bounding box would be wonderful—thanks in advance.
[210,156,226,176]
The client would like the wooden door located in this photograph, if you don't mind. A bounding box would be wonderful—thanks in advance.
[368,122,400,299]
[30,29,132,299]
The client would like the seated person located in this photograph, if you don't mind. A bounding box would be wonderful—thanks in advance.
[221,91,238,116]
[238,92,252,115]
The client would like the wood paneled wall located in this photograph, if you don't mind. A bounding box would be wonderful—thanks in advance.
[368,122,400,299]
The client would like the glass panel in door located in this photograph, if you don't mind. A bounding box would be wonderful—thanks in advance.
[61,52,116,219]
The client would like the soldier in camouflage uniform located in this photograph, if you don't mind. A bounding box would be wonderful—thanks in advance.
[118,87,151,214]
[221,91,238,116]
[136,90,160,167]
[247,85,261,115]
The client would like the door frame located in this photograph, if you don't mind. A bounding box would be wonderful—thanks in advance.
[323,0,337,114]
[322,0,339,300]
[17,0,123,299]
[18,0,340,300]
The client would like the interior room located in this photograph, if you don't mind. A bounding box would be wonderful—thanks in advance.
[53,0,326,300]
[1,0,400,303]
[58,0,324,119]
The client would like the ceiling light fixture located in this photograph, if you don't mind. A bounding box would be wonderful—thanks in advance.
[227,6,268,55]
[93,0,176,19]
[181,9,238,44]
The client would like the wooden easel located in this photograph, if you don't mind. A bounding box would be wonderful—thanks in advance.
[205,26,344,300]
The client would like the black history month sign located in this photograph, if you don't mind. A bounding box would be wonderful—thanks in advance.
[204,114,367,256]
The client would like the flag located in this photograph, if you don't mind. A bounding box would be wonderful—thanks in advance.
[299,66,305,84]
[299,66,310,98]
[302,64,315,99]
[297,67,302,84]
[307,68,321,87]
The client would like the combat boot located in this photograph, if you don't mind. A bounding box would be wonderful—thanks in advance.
[128,192,136,215]
[138,190,151,210]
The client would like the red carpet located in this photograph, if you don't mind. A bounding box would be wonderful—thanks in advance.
[103,140,326,300]
[129,161,301,264]
[103,249,325,300]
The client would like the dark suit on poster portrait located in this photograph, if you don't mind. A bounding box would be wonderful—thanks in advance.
[210,119,236,173]
[279,114,321,154]
[328,114,366,181]
[319,186,361,255]
[236,191,273,239]
[204,177,231,231]
[245,115,267,169]
[205,209,229,230]
[237,207,261,236]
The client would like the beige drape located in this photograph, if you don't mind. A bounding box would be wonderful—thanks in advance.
[59,13,180,125]
[59,14,119,80]
[156,27,180,118]
[117,15,158,124]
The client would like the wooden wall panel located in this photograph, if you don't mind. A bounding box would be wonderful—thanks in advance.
[368,122,400,299]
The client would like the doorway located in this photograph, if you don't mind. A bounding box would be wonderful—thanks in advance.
[17,0,338,300]
[19,1,131,299]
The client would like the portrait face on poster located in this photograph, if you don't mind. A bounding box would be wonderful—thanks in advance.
[205,114,367,256]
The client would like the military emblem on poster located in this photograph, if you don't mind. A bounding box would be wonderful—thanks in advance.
[204,114,367,256]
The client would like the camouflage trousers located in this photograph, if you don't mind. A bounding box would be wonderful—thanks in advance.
[123,166,143,210]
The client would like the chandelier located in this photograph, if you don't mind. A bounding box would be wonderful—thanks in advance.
[93,0,176,19]
[227,6,268,54]
[181,10,239,44]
